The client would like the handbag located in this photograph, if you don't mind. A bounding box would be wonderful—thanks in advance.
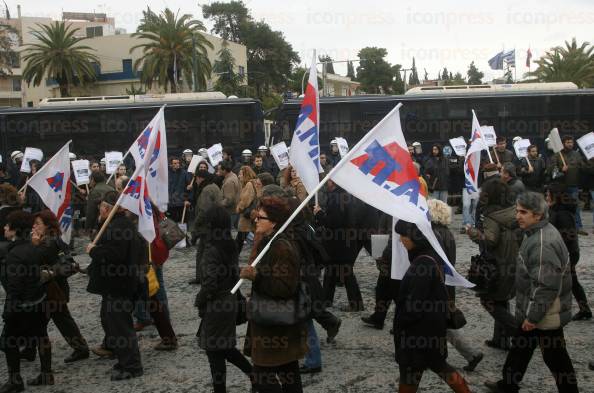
[146,264,160,297]
[246,281,312,327]
[242,182,258,219]
[425,255,467,330]
[159,216,186,249]
[467,253,498,294]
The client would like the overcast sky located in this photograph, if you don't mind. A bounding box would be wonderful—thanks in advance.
[15,0,594,81]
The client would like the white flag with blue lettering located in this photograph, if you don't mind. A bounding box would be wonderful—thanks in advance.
[331,104,473,287]
[289,51,322,193]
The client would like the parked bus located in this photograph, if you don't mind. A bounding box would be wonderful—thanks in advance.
[272,82,594,152]
[0,92,265,159]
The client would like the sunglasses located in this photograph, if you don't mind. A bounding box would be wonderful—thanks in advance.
[255,215,271,222]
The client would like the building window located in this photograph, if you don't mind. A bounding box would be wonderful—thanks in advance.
[86,26,103,38]
[12,78,21,92]
[238,66,245,77]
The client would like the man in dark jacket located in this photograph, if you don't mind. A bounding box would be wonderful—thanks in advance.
[167,157,191,223]
[492,137,515,169]
[550,136,585,234]
[519,145,546,192]
[314,180,364,311]
[85,171,115,233]
[424,144,450,203]
[86,191,144,381]
[485,192,578,393]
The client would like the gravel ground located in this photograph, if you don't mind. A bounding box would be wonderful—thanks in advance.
[1,212,593,392]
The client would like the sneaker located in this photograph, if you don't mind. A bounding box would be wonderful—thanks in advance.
[361,315,384,329]
[64,349,90,363]
[572,310,592,321]
[326,318,341,344]
[91,346,114,358]
[134,321,153,331]
[463,353,483,371]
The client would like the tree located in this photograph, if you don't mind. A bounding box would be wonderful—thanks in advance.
[241,21,300,97]
[408,57,420,86]
[423,68,429,81]
[288,66,323,94]
[526,38,594,88]
[213,40,244,96]
[201,1,250,43]
[356,47,393,94]
[346,60,356,79]
[451,72,466,85]
[467,61,484,85]
[392,64,404,94]
[441,67,450,81]
[0,23,18,76]
[318,54,335,74]
[131,8,213,93]
[21,21,98,97]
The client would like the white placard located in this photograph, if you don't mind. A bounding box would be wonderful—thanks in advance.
[513,138,531,158]
[20,147,43,173]
[104,151,123,175]
[548,128,564,153]
[577,132,594,160]
[371,234,389,259]
[335,137,349,158]
[207,143,223,166]
[71,160,90,186]
[449,137,467,157]
[0,154,3,163]
[175,223,187,248]
[187,155,200,174]
[480,126,497,147]
[270,141,290,170]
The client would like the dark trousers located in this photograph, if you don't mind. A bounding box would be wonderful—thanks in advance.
[195,237,206,281]
[149,297,176,343]
[480,298,516,346]
[373,275,400,323]
[235,231,248,254]
[50,302,88,352]
[167,205,185,223]
[252,360,303,393]
[570,261,590,312]
[499,328,578,393]
[323,263,363,309]
[100,297,142,372]
[0,304,51,381]
[205,348,252,393]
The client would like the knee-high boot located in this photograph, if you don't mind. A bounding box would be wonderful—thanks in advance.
[442,371,471,393]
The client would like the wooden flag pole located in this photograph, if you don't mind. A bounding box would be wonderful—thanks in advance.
[559,151,567,168]
[492,148,501,165]
[181,204,188,224]
[90,200,122,246]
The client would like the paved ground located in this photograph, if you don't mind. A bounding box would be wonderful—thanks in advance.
[1,212,594,392]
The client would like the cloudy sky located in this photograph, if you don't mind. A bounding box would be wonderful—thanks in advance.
[15,0,594,81]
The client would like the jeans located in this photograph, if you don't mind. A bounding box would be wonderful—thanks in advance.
[100,297,142,372]
[462,189,478,227]
[498,328,578,393]
[480,298,517,347]
[303,320,321,369]
[566,187,582,229]
[431,190,448,203]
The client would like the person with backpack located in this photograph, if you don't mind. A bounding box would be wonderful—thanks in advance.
[466,179,520,351]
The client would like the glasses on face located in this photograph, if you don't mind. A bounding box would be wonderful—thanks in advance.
[255,215,271,222]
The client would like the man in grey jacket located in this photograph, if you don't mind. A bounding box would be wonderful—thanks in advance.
[485,192,578,393]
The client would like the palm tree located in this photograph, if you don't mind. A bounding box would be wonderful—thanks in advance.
[526,38,594,88]
[21,21,99,97]
[131,8,213,93]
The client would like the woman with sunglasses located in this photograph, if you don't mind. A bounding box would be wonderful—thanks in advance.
[240,196,307,393]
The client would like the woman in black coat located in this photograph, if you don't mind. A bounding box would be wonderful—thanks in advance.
[0,211,53,391]
[195,206,253,393]
[546,183,592,320]
[393,220,470,393]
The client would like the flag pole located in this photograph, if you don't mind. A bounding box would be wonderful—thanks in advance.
[18,141,73,193]
[231,103,404,293]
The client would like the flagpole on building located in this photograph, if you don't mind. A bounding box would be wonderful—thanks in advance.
[231,103,404,294]
[18,141,72,193]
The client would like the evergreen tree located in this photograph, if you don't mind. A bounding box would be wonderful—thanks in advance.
[467,61,484,85]
[347,60,356,79]
[441,67,449,81]
[408,57,420,86]
[392,64,404,94]
[356,47,393,93]
[451,72,466,85]
[213,40,244,95]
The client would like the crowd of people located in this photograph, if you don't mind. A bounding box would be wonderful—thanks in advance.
[0,135,592,392]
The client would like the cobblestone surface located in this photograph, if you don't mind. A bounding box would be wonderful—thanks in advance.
[1,212,593,392]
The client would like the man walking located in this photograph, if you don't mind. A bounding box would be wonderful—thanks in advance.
[485,191,578,393]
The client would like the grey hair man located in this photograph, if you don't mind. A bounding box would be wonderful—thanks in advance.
[485,191,578,393]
